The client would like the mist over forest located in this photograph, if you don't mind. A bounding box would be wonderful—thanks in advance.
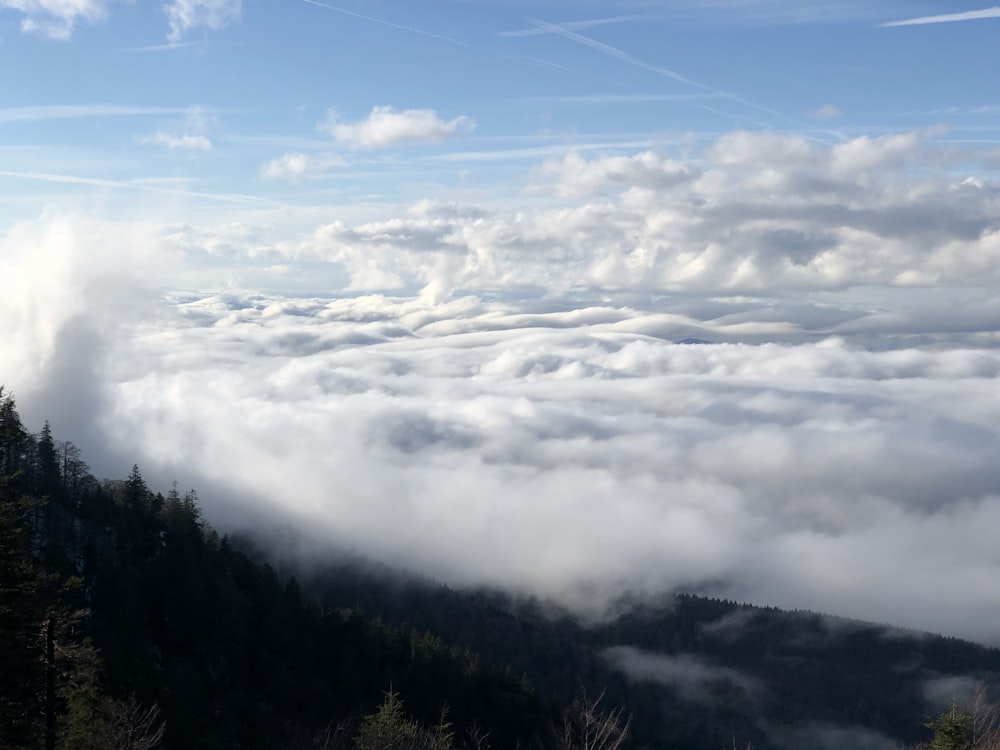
[7,234,1000,643]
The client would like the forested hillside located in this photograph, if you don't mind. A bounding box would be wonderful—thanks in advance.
[3,385,999,749]
[0,387,552,749]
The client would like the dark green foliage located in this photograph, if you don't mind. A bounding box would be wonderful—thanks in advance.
[0,388,43,747]
[0,486,43,746]
[79,498,549,749]
[926,702,974,750]
[35,422,61,500]
[353,691,454,750]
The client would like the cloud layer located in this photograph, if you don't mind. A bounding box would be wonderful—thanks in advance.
[5,129,1000,644]
[109,292,1000,641]
[172,129,1000,306]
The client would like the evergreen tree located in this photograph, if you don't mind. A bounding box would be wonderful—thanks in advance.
[0,487,43,746]
[0,393,27,486]
[36,421,61,499]
[56,441,89,507]
[925,701,973,750]
[124,465,149,511]
[353,691,454,750]
[0,388,43,747]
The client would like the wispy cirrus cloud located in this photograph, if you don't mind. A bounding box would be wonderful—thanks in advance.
[120,40,202,53]
[320,106,475,150]
[882,6,1000,27]
[0,0,117,39]
[0,104,190,124]
[165,0,242,42]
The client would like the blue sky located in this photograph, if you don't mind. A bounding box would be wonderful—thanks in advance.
[6,1,1000,646]
[2,0,999,221]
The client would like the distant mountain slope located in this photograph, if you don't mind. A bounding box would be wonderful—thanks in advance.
[281,553,1000,749]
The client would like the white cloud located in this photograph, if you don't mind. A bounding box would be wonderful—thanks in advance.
[142,132,213,150]
[216,131,993,299]
[530,150,696,197]
[0,0,116,39]
[84,289,1000,644]
[811,103,843,119]
[0,214,162,468]
[183,104,217,132]
[923,676,979,709]
[320,106,475,150]
[259,152,345,181]
[165,0,242,42]
[882,7,1000,27]
[829,130,925,173]
[605,647,760,701]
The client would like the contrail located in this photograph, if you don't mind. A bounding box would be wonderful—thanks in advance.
[302,0,571,72]
[0,104,189,124]
[301,0,469,48]
[881,6,1000,27]
[121,40,201,53]
[498,13,661,38]
[528,18,801,129]
[0,170,287,206]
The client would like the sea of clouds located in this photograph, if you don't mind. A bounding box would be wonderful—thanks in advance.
[4,130,1000,642]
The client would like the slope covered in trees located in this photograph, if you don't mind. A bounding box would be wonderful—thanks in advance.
[3,384,1000,749]
[0,388,551,749]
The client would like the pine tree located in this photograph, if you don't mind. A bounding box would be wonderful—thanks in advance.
[0,388,43,747]
[353,691,454,750]
[36,421,61,499]
[926,700,974,750]
[124,465,148,511]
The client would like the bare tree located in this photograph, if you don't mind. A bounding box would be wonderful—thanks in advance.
[555,686,631,750]
[105,697,166,750]
[462,723,492,750]
[970,683,1000,750]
